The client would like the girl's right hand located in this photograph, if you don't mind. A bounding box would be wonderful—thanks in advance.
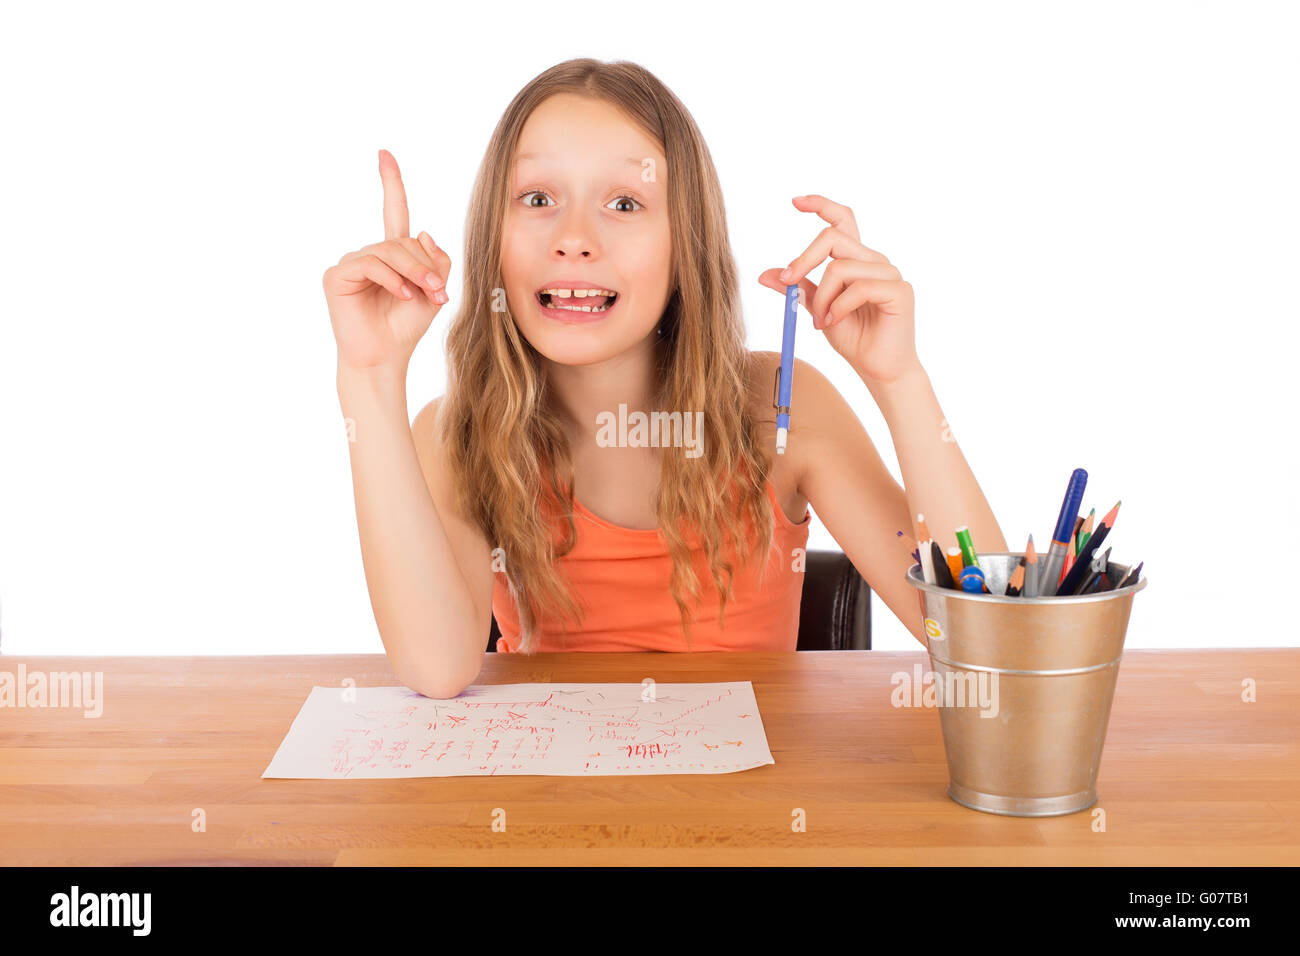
[323,149,451,373]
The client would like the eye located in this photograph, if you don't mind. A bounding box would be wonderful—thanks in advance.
[518,190,553,208]
[514,190,644,214]
[607,195,643,213]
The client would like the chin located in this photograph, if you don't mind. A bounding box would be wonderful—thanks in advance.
[527,333,629,368]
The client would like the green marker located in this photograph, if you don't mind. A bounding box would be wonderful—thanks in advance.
[955,525,980,570]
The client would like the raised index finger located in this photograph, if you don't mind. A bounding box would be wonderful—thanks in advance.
[781,228,887,286]
[378,148,410,240]
[793,194,860,242]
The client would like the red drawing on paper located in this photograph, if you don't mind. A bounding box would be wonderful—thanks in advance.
[264,683,774,780]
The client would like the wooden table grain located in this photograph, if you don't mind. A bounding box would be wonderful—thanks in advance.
[1,649,1297,866]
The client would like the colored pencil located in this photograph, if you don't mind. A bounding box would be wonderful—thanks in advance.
[1023,534,1040,599]
[919,534,936,584]
[1057,500,1121,596]
[930,540,956,589]
[1076,509,1095,555]
[1006,562,1025,598]
[1118,560,1143,588]
[1062,530,1078,579]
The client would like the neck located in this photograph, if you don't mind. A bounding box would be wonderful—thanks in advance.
[544,336,660,453]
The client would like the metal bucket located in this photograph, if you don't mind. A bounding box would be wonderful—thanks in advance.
[906,552,1147,816]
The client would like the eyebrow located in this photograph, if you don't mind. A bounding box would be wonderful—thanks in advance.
[514,153,650,169]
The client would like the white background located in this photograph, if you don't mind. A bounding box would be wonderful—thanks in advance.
[1,0,1295,655]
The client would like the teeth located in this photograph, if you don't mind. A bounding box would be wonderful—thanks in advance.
[548,301,613,313]
[538,287,618,314]
[538,288,618,298]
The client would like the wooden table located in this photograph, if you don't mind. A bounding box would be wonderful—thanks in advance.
[1,649,1297,865]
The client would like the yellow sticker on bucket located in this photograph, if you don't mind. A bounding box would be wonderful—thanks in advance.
[924,617,944,641]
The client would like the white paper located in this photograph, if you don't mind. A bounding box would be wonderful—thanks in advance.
[261,682,774,778]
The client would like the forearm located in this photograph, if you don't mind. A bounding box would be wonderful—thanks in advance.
[864,360,1008,557]
[337,364,481,693]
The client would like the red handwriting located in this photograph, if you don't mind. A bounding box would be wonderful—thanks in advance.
[320,687,754,777]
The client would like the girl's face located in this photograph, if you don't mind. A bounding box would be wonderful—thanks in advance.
[502,93,673,367]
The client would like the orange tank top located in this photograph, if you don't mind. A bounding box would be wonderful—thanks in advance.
[492,479,811,653]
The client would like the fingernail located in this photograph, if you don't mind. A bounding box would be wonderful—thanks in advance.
[400,284,413,299]
[780,268,792,282]
[426,273,442,291]
[434,290,448,304]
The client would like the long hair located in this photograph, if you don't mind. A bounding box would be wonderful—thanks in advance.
[440,58,776,654]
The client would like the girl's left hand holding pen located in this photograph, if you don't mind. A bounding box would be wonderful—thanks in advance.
[758,194,919,389]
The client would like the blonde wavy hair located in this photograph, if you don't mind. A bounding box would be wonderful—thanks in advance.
[440,58,777,654]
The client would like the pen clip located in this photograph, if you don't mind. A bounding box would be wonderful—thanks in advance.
[772,366,791,415]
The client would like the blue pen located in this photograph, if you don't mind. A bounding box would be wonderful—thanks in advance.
[1038,467,1088,596]
[774,284,799,455]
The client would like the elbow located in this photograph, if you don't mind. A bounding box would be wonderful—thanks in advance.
[396,652,481,701]
[399,666,473,701]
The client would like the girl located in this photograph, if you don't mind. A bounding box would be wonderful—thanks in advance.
[322,58,1005,697]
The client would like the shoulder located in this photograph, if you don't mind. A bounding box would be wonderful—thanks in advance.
[745,349,877,491]
[745,349,855,441]
[413,392,444,429]
[413,394,457,461]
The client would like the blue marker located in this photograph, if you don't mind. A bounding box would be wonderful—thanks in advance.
[960,565,986,593]
[774,284,799,455]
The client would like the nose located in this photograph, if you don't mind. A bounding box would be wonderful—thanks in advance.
[551,205,600,259]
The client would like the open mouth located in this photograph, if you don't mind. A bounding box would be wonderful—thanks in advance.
[536,290,619,314]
